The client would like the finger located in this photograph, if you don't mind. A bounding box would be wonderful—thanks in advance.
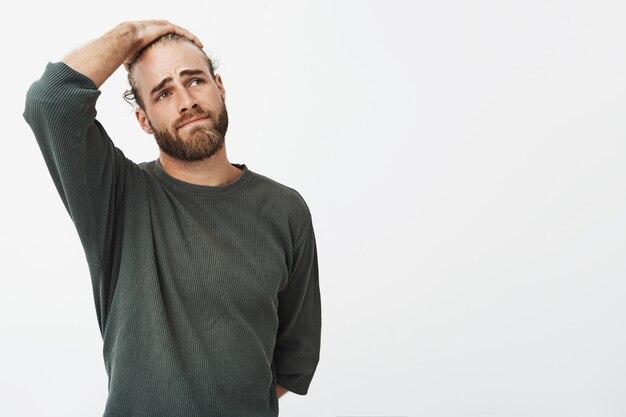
[152,20,203,48]
[174,25,204,48]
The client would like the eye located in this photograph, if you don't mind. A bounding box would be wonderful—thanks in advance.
[156,79,204,102]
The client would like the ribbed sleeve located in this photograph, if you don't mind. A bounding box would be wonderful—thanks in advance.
[274,205,322,395]
[22,61,133,334]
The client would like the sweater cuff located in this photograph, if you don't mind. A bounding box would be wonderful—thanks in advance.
[276,371,315,395]
[44,61,98,92]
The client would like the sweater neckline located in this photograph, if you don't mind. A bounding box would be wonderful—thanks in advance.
[152,158,252,196]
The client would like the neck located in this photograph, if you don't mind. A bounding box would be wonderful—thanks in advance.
[158,147,243,187]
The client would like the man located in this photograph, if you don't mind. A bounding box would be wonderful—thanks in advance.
[22,20,321,417]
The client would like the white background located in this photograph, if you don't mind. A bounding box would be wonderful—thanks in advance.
[2,1,626,416]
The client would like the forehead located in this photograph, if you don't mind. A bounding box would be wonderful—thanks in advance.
[136,42,210,93]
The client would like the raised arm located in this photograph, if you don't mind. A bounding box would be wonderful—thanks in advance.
[21,20,203,335]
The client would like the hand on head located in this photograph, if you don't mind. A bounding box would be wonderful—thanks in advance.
[122,19,204,72]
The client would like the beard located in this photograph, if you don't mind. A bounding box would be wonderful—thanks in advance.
[148,99,229,162]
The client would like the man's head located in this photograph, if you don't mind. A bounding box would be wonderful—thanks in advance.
[123,34,229,162]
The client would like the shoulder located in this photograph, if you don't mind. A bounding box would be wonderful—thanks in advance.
[248,169,313,239]
[250,170,310,212]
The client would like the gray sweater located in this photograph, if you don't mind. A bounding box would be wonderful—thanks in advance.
[22,61,321,417]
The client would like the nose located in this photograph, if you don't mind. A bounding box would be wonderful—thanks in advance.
[177,88,198,114]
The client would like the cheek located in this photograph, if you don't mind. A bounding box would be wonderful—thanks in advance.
[150,111,175,132]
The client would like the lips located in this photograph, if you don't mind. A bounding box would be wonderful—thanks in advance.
[179,116,209,129]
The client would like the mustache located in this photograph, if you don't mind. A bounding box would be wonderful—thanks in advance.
[177,111,211,129]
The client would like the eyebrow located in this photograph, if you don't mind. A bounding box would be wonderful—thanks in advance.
[149,69,209,98]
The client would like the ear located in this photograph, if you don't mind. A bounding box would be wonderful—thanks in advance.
[135,107,154,134]
[214,73,226,102]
